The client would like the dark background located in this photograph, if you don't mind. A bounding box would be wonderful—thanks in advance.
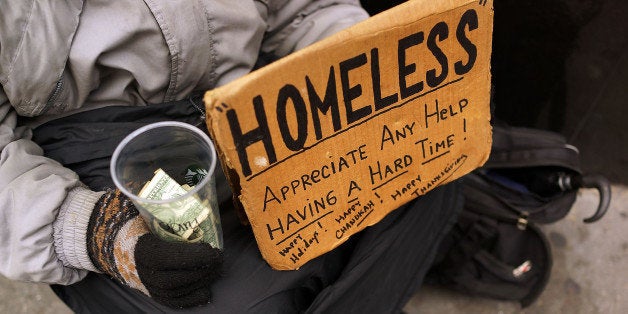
[360,0,628,184]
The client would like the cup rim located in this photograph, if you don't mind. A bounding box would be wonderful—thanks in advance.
[110,121,218,205]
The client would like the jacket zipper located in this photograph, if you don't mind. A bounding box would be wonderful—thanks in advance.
[42,74,65,114]
[188,94,206,126]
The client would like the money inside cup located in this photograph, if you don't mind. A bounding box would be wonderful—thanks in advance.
[110,121,223,249]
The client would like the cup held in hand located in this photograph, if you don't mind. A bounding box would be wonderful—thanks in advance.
[111,121,223,249]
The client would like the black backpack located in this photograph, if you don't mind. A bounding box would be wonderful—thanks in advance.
[426,122,611,307]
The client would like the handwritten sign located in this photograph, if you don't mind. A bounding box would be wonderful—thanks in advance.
[204,0,494,270]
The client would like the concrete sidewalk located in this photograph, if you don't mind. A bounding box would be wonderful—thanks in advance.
[404,185,628,314]
[1,185,625,313]
[0,276,70,313]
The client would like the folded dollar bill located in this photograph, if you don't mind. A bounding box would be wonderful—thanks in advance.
[138,168,223,249]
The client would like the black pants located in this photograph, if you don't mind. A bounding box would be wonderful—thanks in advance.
[32,99,462,313]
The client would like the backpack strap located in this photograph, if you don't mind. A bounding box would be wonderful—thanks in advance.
[436,211,498,271]
[487,124,581,171]
[478,124,610,223]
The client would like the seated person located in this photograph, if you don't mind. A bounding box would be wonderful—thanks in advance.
[0,1,462,312]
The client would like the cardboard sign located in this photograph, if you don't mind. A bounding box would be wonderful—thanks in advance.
[204,0,494,270]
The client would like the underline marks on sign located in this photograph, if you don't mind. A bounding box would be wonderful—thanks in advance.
[276,210,333,245]
[356,206,375,228]
[245,77,465,181]
[420,150,451,165]
[371,170,409,191]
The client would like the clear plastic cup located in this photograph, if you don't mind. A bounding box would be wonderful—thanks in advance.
[110,121,223,249]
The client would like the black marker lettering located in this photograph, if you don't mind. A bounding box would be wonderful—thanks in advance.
[426,21,449,87]
[371,48,399,110]
[306,67,342,140]
[340,53,372,124]
[398,31,425,99]
[276,84,308,151]
[455,9,478,75]
[227,98,276,177]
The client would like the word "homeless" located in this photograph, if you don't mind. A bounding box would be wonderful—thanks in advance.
[225,9,480,177]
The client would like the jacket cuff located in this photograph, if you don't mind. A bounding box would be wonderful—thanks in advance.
[53,186,104,273]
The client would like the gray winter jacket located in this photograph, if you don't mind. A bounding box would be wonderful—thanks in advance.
[0,0,367,285]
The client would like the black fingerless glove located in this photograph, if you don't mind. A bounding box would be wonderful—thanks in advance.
[87,190,223,308]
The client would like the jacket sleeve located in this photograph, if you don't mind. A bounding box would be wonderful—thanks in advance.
[260,0,369,59]
[0,90,102,285]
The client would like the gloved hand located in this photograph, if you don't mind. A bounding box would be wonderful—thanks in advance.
[87,189,223,308]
